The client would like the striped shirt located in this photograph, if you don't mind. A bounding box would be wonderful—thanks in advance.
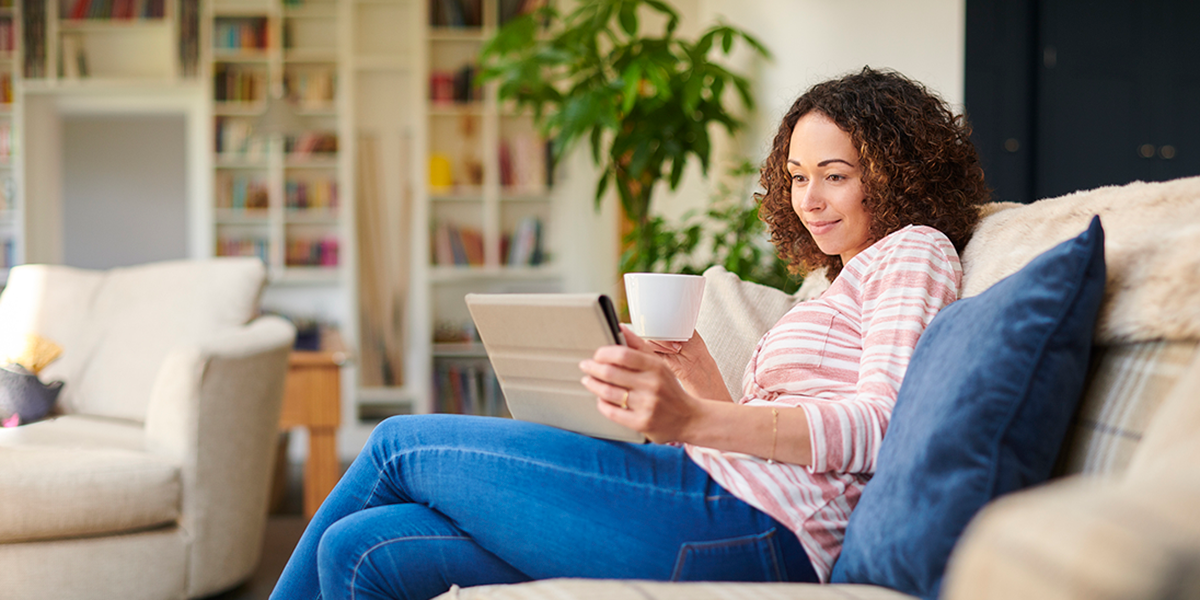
[685,225,961,581]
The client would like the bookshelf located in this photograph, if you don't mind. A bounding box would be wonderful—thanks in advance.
[0,0,16,281]
[430,343,507,417]
[209,0,344,284]
[16,0,194,83]
[416,0,560,417]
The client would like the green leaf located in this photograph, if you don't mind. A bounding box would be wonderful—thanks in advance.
[668,156,686,189]
[590,127,604,164]
[695,30,716,57]
[595,171,611,209]
[681,72,703,114]
[739,30,772,59]
[621,62,642,114]
[731,73,755,110]
[618,2,638,36]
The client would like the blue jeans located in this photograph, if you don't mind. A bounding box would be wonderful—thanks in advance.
[271,414,817,600]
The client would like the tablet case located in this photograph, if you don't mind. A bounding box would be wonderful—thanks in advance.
[465,293,646,443]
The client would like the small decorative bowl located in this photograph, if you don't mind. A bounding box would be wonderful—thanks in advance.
[0,364,64,424]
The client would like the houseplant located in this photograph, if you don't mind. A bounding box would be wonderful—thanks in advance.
[478,0,770,274]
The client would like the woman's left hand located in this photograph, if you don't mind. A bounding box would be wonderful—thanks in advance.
[579,343,708,444]
[625,325,732,403]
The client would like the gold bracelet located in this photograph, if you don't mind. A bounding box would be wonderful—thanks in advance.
[768,407,778,464]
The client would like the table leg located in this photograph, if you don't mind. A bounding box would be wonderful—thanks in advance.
[304,426,340,519]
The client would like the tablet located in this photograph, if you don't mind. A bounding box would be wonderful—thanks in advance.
[465,293,646,443]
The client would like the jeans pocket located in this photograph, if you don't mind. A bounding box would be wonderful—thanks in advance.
[670,529,783,582]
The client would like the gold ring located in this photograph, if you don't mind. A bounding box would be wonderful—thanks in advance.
[621,389,630,410]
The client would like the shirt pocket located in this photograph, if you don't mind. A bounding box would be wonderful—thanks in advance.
[756,310,836,384]
[670,529,785,582]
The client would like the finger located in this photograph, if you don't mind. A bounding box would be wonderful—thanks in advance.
[646,339,684,354]
[579,358,639,391]
[591,345,661,372]
[580,375,630,408]
[619,324,647,350]
[596,396,639,429]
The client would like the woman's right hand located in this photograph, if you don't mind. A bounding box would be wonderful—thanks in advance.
[622,325,733,403]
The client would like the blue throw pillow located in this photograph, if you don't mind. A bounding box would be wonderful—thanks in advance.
[829,216,1107,599]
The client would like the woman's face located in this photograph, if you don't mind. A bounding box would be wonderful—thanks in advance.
[787,112,875,265]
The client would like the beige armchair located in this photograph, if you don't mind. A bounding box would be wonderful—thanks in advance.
[0,258,296,600]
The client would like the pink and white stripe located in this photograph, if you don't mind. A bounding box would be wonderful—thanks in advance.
[685,225,961,581]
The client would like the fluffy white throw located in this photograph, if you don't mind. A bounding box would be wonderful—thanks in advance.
[961,176,1200,344]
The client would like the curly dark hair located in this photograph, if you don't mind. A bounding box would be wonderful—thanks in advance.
[757,67,990,281]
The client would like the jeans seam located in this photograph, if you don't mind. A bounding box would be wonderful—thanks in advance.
[348,535,473,600]
[380,446,712,501]
[764,529,783,581]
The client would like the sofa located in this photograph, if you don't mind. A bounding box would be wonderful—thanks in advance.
[0,258,296,600]
[438,175,1200,600]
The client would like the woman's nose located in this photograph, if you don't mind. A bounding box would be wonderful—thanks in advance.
[797,182,823,212]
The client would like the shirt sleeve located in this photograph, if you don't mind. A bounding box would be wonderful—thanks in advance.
[798,228,961,474]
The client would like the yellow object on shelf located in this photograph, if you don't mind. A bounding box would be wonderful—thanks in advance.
[429,153,454,193]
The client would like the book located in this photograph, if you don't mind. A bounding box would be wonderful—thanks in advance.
[507,216,543,266]
[70,0,92,20]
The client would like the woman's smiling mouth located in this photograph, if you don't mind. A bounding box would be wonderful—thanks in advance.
[806,220,841,235]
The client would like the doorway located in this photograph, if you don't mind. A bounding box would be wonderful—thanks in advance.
[62,115,188,269]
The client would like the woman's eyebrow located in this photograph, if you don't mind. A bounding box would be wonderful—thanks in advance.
[817,158,855,168]
[787,158,856,168]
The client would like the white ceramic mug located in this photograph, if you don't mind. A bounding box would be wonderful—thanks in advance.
[623,273,706,341]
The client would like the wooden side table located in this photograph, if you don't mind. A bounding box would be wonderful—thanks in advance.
[279,329,348,519]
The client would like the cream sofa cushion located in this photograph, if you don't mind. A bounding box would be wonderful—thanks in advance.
[0,258,265,421]
[0,415,181,543]
[442,578,915,600]
[1125,344,1200,482]
[1056,340,1199,476]
[0,527,188,600]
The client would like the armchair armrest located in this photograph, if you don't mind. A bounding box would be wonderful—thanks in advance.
[941,474,1200,600]
[143,315,296,598]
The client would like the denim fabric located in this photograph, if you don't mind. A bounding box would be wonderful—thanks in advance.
[271,414,817,600]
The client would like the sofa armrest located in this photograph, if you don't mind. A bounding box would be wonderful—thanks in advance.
[143,315,296,598]
[941,474,1200,600]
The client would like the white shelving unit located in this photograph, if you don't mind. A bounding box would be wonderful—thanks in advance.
[208,0,344,285]
[6,0,603,458]
[417,0,561,417]
[0,0,19,283]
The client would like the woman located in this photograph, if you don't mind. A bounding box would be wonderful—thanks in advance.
[271,67,989,600]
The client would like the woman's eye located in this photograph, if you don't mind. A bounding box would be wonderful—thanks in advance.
[828,174,845,182]
[791,174,806,183]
